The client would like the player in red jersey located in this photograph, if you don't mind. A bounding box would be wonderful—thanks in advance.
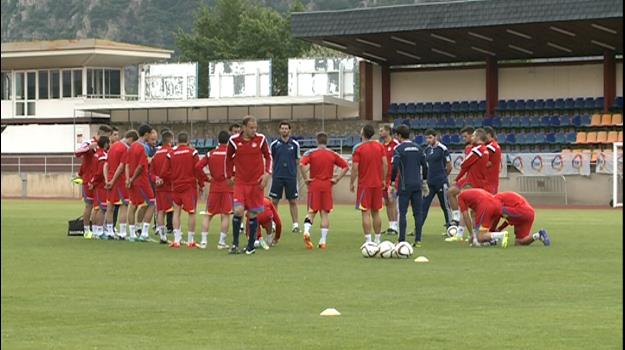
[225,116,272,255]
[248,197,282,250]
[447,128,491,240]
[380,125,400,235]
[299,132,349,249]
[493,192,551,246]
[75,125,112,239]
[125,124,156,242]
[484,126,502,194]
[160,132,201,249]
[460,126,474,157]
[196,131,234,250]
[151,130,174,244]
[87,136,110,240]
[457,188,509,247]
[350,124,388,245]
[104,129,137,240]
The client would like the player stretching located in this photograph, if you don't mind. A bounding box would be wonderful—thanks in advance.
[88,136,110,239]
[126,124,156,242]
[299,132,349,249]
[226,116,272,255]
[380,125,400,235]
[75,125,112,239]
[484,126,502,194]
[458,188,509,247]
[350,125,387,245]
[447,128,490,241]
[494,192,551,246]
[390,125,428,246]
[249,197,282,249]
[104,130,137,240]
[195,131,233,250]
[161,132,201,248]
[421,129,453,231]
[151,130,174,244]
[269,121,301,233]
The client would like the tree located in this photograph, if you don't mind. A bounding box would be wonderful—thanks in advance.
[175,0,311,97]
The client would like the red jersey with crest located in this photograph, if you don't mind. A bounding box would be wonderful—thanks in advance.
[75,137,98,180]
[383,138,400,185]
[162,145,200,192]
[106,141,129,183]
[300,147,349,192]
[151,144,173,192]
[226,133,272,185]
[89,148,108,189]
[195,144,232,193]
[127,141,151,185]
[456,144,490,189]
[353,141,386,188]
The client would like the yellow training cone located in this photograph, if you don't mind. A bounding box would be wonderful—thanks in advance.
[320,308,341,316]
[414,256,429,263]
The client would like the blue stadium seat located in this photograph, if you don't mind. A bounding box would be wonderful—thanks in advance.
[402,118,411,127]
[496,99,506,112]
[478,100,487,112]
[614,96,624,110]
[545,99,555,110]
[441,134,452,145]
[510,116,521,128]
[555,98,565,110]
[393,118,402,128]
[482,118,493,127]
[581,114,591,126]
[409,119,420,130]
[501,116,512,128]
[545,132,556,144]
[492,116,502,128]
[451,101,460,113]
[514,133,525,145]
[398,103,407,115]
[473,118,483,128]
[464,117,474,127]
[520,116,531,128]
[450,134,461,145]
[516,99,526,111]
[459,101,470,113]
[525,99,535,110]
[565,131,577,144]
[540,115,551,127]
[535,133,546,144]
[595,97,605,110]
[446,117,456,128]
[550,115,561,127]
[565,98,575,110]
[413,135,425,145]
[406,103,416,115]
[423,102,433,114]
[506,99,517,111]
[432,102,442,114]
[584,97,595,110]
[574,97,585,110]
[571,115,581,127]
[469,101,479,113]
[505,133,516,144]
[530,116,542,128]
[415,102,424,114]
[534,99,545,110]
[555,132,566,144]
[435,117,446,128]
[560,115,570,127]
[442,102,452,114]
[388,103,398,115]
[525,133,536,144]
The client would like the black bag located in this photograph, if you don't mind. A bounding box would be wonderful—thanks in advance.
[67,216,84,236]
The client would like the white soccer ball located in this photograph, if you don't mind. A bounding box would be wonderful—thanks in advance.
[395,241,414,259]
[254,240,260,248]
[378,241,395,259]
[360,242,379,258]
[446,225,459,238]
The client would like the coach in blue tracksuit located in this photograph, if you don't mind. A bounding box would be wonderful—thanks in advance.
[269,121,301,232]
[390,125,428,246]
[421,129,453,230]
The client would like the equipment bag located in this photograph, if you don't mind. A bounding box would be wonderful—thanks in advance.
[67,216,84,236]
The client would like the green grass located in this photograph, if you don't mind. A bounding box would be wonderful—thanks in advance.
[1,199,622,350]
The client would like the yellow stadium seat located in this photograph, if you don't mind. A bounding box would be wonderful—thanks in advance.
[611,113,623,125]
[590,114,602,127]
[585,132,598,143]
[596,131,608,144]
[575,132,587,143]
[619,131,623,142]
[607,131,618,143]
[601,113,612,126]
[591,149,599,162]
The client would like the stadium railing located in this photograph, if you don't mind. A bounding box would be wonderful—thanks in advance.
[516,175,568,205]
[0,155,77,175]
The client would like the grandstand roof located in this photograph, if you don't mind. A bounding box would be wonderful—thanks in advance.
[1,39,173,69]
[292,0,623,66]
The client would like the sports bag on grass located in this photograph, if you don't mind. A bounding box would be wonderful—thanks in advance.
[67,216,84,236]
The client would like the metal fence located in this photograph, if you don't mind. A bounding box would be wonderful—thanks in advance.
[1,155,78,175]
[516,175,568,205]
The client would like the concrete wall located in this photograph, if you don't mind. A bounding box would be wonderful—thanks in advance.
[371,64,383,121]
[390,68,486,103]
[1,170,615,207]
[617,62,623,97]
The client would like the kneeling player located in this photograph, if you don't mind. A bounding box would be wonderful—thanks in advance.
[458,188,509,247]
[248,197,282,249]
[493,192,551,246]
[299,132,349,249]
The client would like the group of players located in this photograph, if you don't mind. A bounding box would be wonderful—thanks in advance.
[75,116,550,256]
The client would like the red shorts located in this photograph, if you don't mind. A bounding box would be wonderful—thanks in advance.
[356,186,383,212]
[94,187,108,210]
[206,191,233,215]
[473,203,501,231]
[307,191,333,213]
[503,206,535,239]
[382,183,398,201]
[129,181,155,207]
[156,191,174,212]
[233,184,264,213]
[173,186,197,213]
[107,181,128,205]
[82,183,94,203]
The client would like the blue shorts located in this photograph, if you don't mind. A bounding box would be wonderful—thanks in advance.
[269,177,298,200]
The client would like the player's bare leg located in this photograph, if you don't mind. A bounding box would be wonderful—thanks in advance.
[186,211,196,248]
[156,210,168,244]
[215,214,230,249]
[371,210,383,244]
[117,204,128,239]
[515,230,551,246]
[474,228,509,248]
[318,211,330,249]
[361,210,374,244]
[170,204,182,248]
[303,211,317,249]
[126,204,137,241]
[93,208,105,239]
[105,202,116,238]
[137,204,155,241]
[384,196,399,235]
[288,199,299,232]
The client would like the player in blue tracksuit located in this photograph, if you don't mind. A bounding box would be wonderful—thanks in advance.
[421,129,453,230]
[269,121,301,232]
[390,125,428,246]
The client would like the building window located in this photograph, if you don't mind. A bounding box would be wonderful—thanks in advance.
[73,69,83,97]
[87,68,121,98]
[1,72,10,100]
[62,70,72,98]
[27,72,36,100]
[87,68,103,97]
[51,70,60,99]
[27,101,36,116]
[38,71,49,99]
[16,102,25,116]
[106,69,121,96]
[15,72,24,100]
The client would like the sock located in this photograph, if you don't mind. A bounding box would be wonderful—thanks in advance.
[374,233,381,244]
[129,225,137,238]
[219,232,227,244]
[84,224,91,233]
[201,232,208,244]
[320,228,328,243]
[106,224,114,236]
[293,222,299,229]
[158,225,167,240]
[532,232,540,241]
[188,232,195,243]
[247,218,258,251]
[174,229,182,243]
[456,226,465,238]
[304,218,312,233]
[452,210,460,222]
[232,216,242,247]
[364,234,372,243]
[119,223,127,237]
[491,231,505,241]
[141,222,150,237]
[390,221,398,231]
[266,233,274,245]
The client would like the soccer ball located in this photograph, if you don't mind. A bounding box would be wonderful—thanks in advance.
[254,240,260,248]
[395,241,414,259]
[446,225,459,238]
[378,241,395,259]
[360,242,379,258]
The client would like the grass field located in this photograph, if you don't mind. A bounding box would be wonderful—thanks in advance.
[1,199,622,350]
